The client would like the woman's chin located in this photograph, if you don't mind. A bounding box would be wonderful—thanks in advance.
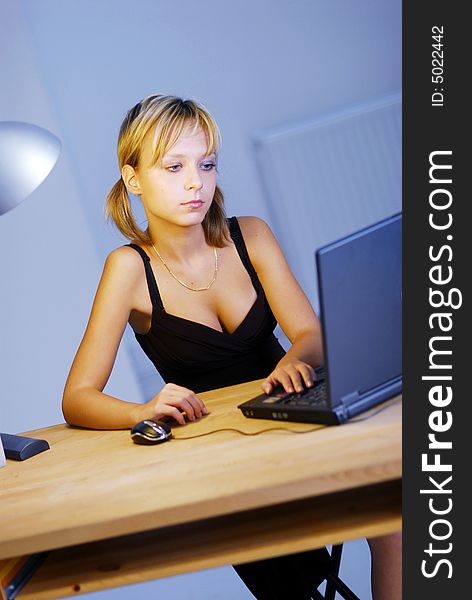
[165,212,208,228]
[179,205,210,224]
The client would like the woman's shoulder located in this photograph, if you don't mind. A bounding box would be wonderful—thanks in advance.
[232,216,280,267]
[234,215,275,246]
[88,245,149,310]
[233,215,272,238]
[103,244,149,282]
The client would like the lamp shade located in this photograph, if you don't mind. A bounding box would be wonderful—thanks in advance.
[0,121,61,215]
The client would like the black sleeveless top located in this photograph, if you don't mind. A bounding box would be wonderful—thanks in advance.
[126,217,285,392]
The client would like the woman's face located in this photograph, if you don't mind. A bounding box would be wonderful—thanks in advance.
[131,125,217,228]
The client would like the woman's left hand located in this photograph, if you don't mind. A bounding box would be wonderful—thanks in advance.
[262,359,316,395]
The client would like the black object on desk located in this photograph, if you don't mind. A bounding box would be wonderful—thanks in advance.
[1,432,50,461]
[130,420,172,445]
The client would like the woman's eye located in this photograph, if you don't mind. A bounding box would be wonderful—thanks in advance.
[166,162,215,173]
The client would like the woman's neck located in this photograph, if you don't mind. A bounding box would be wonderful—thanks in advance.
[147,219,208,264]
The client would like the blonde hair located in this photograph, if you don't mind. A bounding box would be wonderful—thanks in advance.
[105,94,229,246]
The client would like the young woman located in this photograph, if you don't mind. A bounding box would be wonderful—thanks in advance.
[62,94,401,599]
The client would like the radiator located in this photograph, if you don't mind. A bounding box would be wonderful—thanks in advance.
[253,93,402,313]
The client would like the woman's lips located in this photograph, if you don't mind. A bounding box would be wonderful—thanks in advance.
[182,200,204,209]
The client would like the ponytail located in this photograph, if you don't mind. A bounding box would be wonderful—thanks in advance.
[203,185,230,247]
[105,178,149,244]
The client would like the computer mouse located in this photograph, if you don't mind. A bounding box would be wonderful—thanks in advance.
[130,420,172,445]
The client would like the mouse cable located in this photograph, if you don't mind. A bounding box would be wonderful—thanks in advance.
[173,398,401,440]
[174,426,320,439]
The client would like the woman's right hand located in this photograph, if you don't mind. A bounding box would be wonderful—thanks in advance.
[132,383,209,426]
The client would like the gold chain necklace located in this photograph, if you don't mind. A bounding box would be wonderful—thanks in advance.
[151,242,218,292]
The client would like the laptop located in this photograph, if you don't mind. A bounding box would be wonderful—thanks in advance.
[238,212,402,425]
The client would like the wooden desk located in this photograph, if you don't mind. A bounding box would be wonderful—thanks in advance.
[0,380,401,599]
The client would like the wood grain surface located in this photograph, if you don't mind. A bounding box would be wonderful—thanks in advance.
[17,481,401,599]
[0,379,402,560]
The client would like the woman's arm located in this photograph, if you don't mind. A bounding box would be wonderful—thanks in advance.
[62,247,206,429]
[238,216,323,394]
[62,247,148,428]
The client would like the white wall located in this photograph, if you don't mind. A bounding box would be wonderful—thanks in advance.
[0,0,141,434]
[20,0,401,257]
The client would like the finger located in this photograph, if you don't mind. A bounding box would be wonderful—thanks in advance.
[195,395,209,415]
[262,374,277,394]
[280,364,307,393]
[179,395,200,420]
[185,393,205,419]
[287,367,305,393]
[171,397,196,421]
[158,405,186,426]
[169,386,206,418]
[162,390,195,421]
[273,371,295,394]
[299,364,316,388]
[183,392,208,418]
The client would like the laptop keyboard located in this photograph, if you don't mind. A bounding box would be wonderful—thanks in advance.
[284,381,328,407]
[262,381,328,408]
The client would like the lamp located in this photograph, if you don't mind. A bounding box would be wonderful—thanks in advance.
[0,121,61,463]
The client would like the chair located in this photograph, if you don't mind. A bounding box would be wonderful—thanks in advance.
[315,544,361,600]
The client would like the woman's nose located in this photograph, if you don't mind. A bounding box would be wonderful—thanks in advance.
[185,167,203,190]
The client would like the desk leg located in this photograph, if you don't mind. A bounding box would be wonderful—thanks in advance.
[0,554,48,600]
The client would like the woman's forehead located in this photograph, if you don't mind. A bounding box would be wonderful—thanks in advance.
[165,125,209,154]
[139,120,217,167]
[146,126,213,162]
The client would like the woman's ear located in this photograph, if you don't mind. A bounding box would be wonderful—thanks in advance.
[122,164,141,195]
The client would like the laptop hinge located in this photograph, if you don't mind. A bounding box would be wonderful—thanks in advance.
[341,375,402,406]
[333,404,349,423]
[340,391,360,406]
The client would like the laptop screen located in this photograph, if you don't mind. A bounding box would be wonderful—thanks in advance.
[316,213,402,407]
